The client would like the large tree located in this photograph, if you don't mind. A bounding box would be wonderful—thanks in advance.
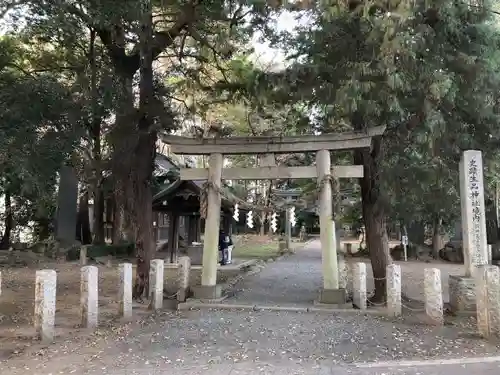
[3,0,285,296]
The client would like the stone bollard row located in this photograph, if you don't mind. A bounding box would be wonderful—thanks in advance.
[350,263,445,324]
[27,258,170,343]
[177,256,191,302]
[476,265,500,338]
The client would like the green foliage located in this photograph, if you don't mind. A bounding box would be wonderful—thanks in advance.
[0,35,83,239]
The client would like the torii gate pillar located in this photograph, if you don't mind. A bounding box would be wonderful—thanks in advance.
[316,150,346,304]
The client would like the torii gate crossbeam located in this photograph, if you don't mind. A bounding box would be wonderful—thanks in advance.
[163,126,386,305]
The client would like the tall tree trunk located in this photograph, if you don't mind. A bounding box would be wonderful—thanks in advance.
[354,130,391,302]
[0,188,13,250]
[432,216,444,259]
[76,192,92,245]
[93,188,105,244]
[88,27,105,245]
[132,0,156,300]
[111,73,134,246]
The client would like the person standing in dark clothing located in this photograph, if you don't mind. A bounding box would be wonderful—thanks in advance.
[218,229,233,265]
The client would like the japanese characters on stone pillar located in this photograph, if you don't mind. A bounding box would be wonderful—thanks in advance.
[460,150,488,276]
[424,268,444,325]
[118,263,133,319]
[80,266,98,328]
[352,262,367,310]
[476,265,500,338]
[34,270,57,343]
[149,259,164,310]
[386,264,402,316]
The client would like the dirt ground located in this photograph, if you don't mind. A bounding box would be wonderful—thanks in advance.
[0,256,249,359]
[0,236,465,362]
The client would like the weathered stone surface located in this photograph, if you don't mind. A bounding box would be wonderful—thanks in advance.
[352,262,367,310]
[386,264,401,316]
[177,256,191,302]
[80,266,98,328]
[34,269,57,343]
[0,270,2,296]
[150,259,164,310]
[318,288,346,304]
[192,284,222,300]
[449,275,476,312]
[80,246,88,266]
[460,150,488,276]
[337,253,349,291]
[424,268,443,325]
[119,263,133,319]
[475,265,500,337]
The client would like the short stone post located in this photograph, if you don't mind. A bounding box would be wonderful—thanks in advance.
[80,266,98,328]
[476,265,500,337]
[118,263,133,319]
[34,270,57,343]
[386,264,402,317]
[149,259,164,310]
[352,262,367,310]
[177,256,191,302]
[79,246,88,266]
[424,268,444,325]
[337,253,348,290]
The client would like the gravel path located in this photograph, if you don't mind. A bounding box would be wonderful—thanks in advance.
[226,239,467,306]
[1,308,499,375]
[2,241,495,375]
[225,240,323,306]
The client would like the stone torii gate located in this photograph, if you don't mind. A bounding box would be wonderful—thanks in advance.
[162,126,385,304]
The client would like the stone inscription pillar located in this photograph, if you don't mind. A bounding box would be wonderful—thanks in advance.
[460,150,488,276]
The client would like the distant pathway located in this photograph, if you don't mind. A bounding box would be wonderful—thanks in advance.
[225,240,323,306]
[226,239,465,306]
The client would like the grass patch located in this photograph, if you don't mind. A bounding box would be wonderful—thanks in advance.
[232,235,280,260]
